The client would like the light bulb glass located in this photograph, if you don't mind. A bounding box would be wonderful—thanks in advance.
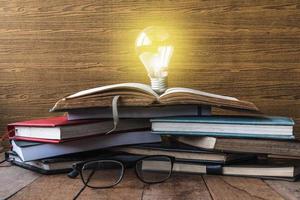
[135,26,174,93]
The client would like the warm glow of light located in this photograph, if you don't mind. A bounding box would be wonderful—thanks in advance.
[135,26,174,79]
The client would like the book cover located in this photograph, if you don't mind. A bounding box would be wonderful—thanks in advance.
[153,131,295,140]
[151,116,294,126]
[151,115,294,140]
[67,105,211,120]
[7,116,102,139]
[8,116,150,143]
[176,137,300,157]
[114,142,256,164]
[8,116,98,127]
[11,131,161,161]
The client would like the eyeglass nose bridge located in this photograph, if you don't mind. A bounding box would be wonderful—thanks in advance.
[69,156,174,189]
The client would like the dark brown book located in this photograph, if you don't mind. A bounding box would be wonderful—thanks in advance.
[50,83,258,112]
[176,136,300,157]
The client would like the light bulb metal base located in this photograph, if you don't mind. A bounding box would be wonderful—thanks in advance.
[150,77,167,94]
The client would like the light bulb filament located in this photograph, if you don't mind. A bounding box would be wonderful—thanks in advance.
[135,26,174,93]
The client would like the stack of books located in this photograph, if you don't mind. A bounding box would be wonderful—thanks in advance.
[6,83,300,180]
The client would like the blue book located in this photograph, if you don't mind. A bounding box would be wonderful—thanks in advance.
[12,131,161,161]
[151,116,294,140]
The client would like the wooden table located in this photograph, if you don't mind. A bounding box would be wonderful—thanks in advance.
[1,153,299,200]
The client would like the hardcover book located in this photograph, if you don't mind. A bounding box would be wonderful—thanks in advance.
[175,136,300,157]
[6,151,142,175]
[113,143,255,164]
[67,105,211,120]
[11,130,161,161]
[141,157,300,181]
[7,151,78,174]
[8,116,149,143]
[151,116,294,140]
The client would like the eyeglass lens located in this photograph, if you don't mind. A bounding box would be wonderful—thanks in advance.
[82,160,124,188]
[136,156,172,183]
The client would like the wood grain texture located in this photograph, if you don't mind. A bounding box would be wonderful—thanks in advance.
[265,180,300,200]
[142,174,212,200]
[9,174,83,200]
[203,175,285,200]
[0,0,299,134]
[0,166,39,199]
[10,169,144,200]
[0,153,40,200]
[4,167,300,200]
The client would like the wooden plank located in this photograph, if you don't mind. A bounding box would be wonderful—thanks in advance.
[9,174,83,200]
[0,0,299,135]
[10,169,144,200]
[142,174,212,200]
[0,154,40,200]
[265,180,300,200]
[203,175,284,200]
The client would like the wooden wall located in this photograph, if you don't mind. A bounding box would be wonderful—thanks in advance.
[0,0,300,136]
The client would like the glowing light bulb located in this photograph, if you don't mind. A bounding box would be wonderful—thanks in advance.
[135,26,174,94]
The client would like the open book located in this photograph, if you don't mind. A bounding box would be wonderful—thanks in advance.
[50,83,258,112]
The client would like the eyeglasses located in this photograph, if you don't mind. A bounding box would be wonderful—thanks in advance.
[68,154,175,199]
[70,155,175,187]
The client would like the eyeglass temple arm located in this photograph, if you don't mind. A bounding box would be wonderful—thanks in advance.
[68,161,85,178]
[68,169,79,179]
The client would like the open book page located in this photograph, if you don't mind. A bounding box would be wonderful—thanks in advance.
[161,87,239,101]
[66,83,159,99]
[51,83,258,112]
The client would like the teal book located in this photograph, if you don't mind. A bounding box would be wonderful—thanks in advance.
[151,116,294,140]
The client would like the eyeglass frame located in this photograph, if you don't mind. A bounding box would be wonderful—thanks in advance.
[71,155,176,189]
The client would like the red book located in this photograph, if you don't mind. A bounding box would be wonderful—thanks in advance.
[8,116,149,143]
